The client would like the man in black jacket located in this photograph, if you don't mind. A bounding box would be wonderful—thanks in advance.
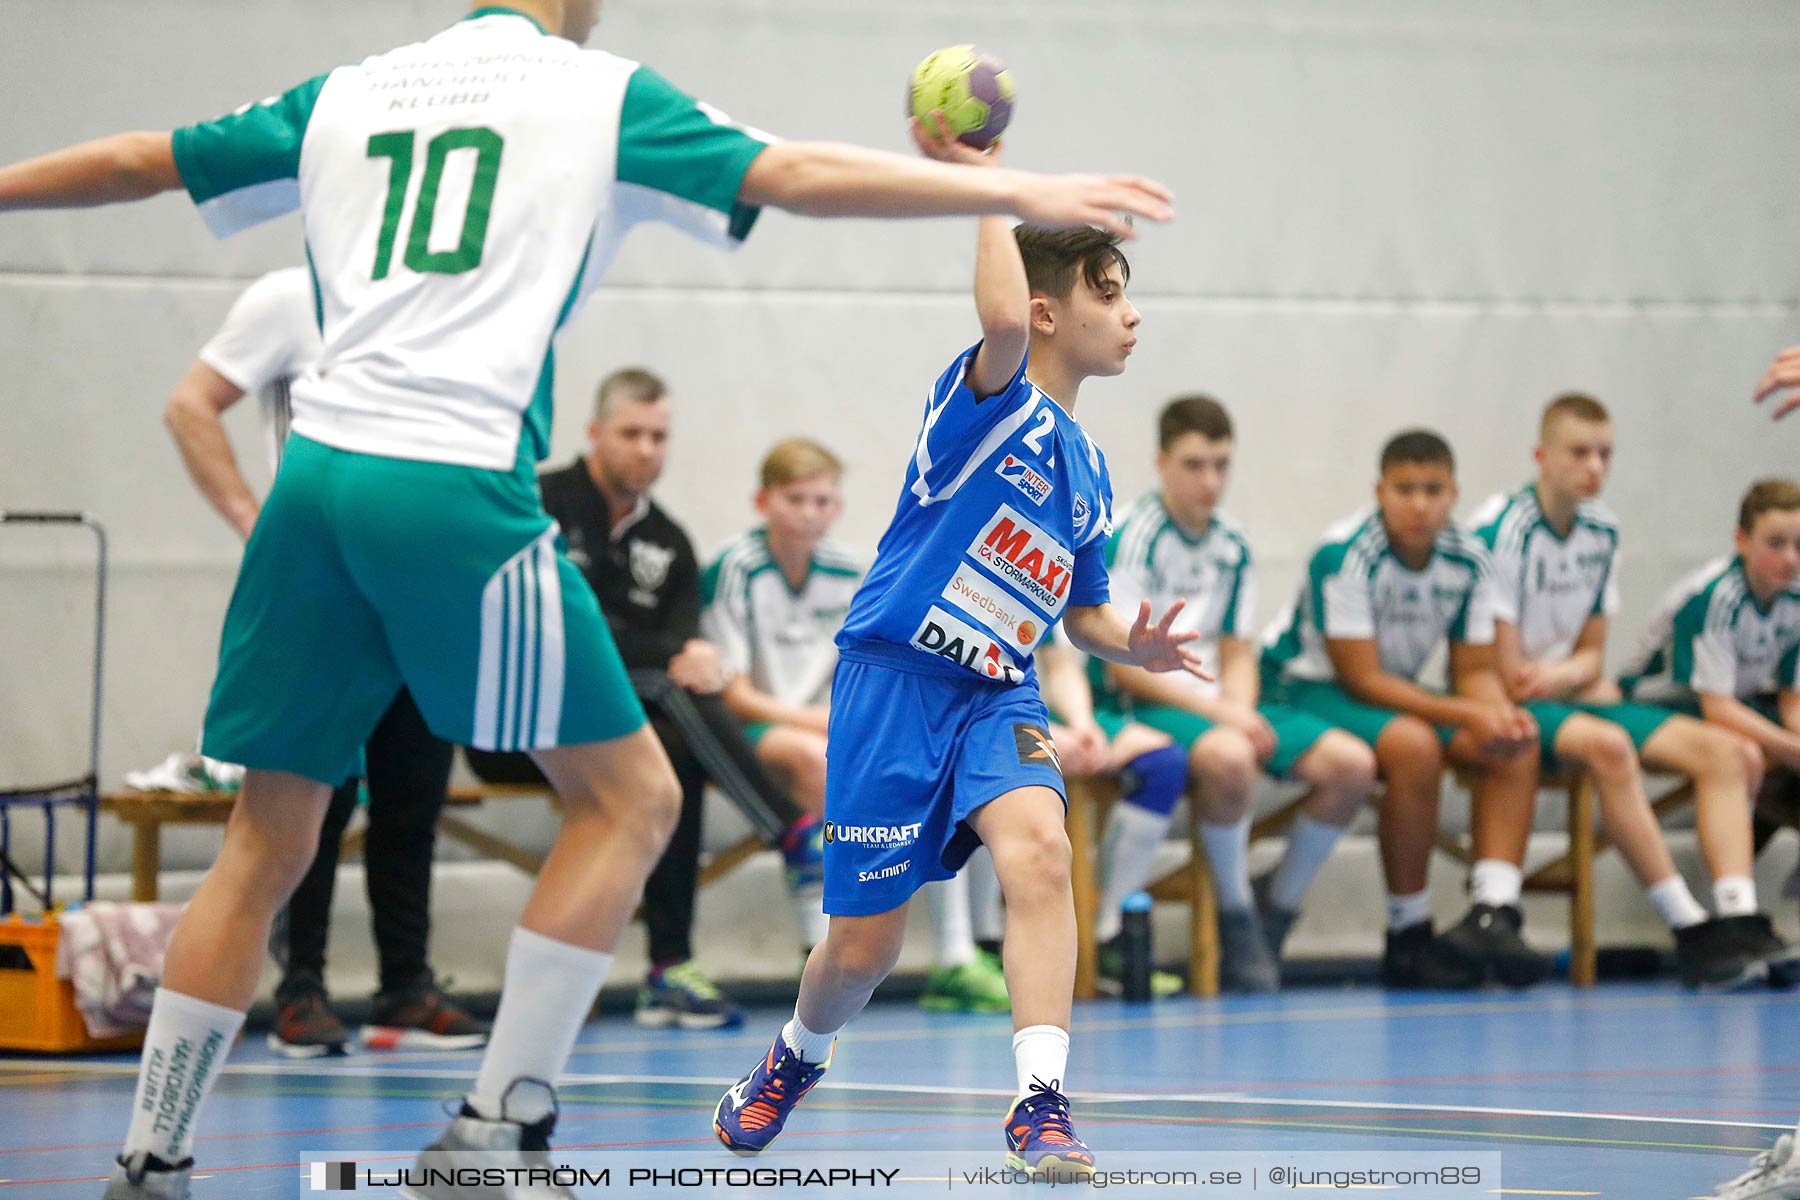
[469,367,824,1028]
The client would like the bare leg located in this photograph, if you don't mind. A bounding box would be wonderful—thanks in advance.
[794,905,912,1033]
[1641,717,1757,881]
[1555,714,1679,887]
[974,785,1076,1032]
[162,770,334,1009]
[1374,718,1446,896]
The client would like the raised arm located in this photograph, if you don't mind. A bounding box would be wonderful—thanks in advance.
[0,132,182,211]
[737,137,1172,241]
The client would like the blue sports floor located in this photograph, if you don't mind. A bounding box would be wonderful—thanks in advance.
[1,983,1793,1198]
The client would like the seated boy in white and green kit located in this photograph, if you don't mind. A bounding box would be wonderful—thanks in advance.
[1470,393,1780,990]
[1263,429,1547,990]
[1092,395,1377,992]
[1620,476,1800,986]
[701,437,1011,1011]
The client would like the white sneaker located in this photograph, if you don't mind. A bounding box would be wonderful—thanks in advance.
[122,752,242,793]
[1716,1122,1800,1200]
[401,1079,574,1200]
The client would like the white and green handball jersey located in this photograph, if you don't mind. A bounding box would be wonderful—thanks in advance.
[700,531,865,708]
[171,7,769,471]
[1468,484,1621,664]
[1621,556,1800,703]
[197,268,320,473]
[1263,509,1500,685]
[1102,494,1254,701]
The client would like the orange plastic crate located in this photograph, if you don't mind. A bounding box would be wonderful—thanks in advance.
[0,914,143,1053]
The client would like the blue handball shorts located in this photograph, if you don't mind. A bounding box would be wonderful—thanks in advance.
[821,655,1067,916]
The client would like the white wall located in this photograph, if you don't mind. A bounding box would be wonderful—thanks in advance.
[3,1,1799,874]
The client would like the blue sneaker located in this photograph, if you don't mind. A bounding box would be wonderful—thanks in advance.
[634,960,744,1030]
[1003,1077,1095,1178]
[713,1031,833,1155]
[780,814,825,891]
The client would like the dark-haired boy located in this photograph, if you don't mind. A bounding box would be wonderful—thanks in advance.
[1264,430,1548,989]
[715,124,1200,1177]
[1621,477,1800,984]
[1096,394,1375,991]
[1472,394,1773,990]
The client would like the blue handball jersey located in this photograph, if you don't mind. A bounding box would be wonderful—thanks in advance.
[837,343,1114,685]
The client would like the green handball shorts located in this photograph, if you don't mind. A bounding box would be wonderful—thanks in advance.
[201,435,644,784]
[1526,699,1677,774]
[1090,700,1335,778]
[1272,678,1458,750]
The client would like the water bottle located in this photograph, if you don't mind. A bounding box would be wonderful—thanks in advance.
[1119,890,1154,1002]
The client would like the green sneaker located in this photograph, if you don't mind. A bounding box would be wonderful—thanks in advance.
[920,951,1011,1012]
[1095,935,1185,998]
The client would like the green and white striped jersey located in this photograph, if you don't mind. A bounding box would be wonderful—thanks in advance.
[1263,509,1500,685]
[700,531,865,708]
[170,7,769,472]
[1468,484,1621,664]
[1098,493,1254,701]
[1621,556,1800,703]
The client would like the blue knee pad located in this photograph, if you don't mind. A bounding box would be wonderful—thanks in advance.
[1116,743,1186,816]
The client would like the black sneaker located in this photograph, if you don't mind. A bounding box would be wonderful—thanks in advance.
[1437,903,1551,988]
[1250,873,1299,959]
[1717,913,1800,988]
[1382,920,1484,990]
[364,979,491,1050]
[1674,918,1771,992]
[267,985,350,1058]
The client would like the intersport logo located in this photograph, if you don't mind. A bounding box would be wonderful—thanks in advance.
[995,454,1053,505]
[968,504,1074,617]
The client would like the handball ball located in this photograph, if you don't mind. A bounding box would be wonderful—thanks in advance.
[908,45,1015,149]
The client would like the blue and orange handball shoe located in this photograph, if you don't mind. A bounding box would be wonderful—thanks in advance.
[713,1031,833,1155]
[1003,1078,1096,1178]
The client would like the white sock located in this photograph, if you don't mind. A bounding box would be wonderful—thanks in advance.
[1388,890,1431,930]
[470,927,613,1123]
[928,878,978,968]
[781,1011,836,1063]
[1470,859,1524,908]
[1199,818,1253,911]
[1012,1024,1070,1098]
[122,988,245,1163]
[1097,802,1174,942]
[1714,875,1758,917]
[1268,814,1347,912]
[965,848,1005,944]
[1647,875,1708,929]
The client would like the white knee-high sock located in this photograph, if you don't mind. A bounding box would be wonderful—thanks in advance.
[1097,802,1175,942]
[1199,818,1253,911]
[1267,814,1348,912]
[470,927,613,1123]
[122,988,245,1163]
[928,877,978,968]
[965,848,1005,944]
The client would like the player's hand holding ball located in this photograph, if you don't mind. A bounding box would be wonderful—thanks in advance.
[907,43,1173,237]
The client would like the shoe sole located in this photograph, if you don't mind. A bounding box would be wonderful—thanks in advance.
[1690,960,1772,993]
[919,996,1011,1013]
[1004,1152,1096,1180]
[713,1092,766,1157]
[1764,953,1800,989]
[360,1026,489,1051]
[265,1032,346,1058]
[634,1007,742,1031]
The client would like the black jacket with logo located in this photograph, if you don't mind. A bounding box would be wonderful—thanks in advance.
[537,458,699,673]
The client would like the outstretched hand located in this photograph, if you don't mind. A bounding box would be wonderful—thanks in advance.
[1754,346,1800,421]
[1127,599,1211,681]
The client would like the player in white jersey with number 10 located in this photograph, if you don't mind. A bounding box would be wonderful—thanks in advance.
[0,4,1174,1198]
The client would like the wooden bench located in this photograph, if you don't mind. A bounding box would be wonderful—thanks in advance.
[102,784,768,902]
[1066,768,1699,997]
